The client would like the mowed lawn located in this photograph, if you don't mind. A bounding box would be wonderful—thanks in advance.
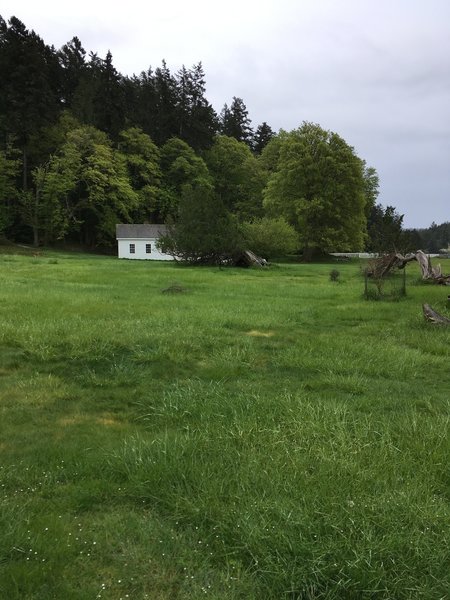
[0,250,449,600]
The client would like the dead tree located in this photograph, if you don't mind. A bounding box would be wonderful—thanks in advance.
[366,251,450,285]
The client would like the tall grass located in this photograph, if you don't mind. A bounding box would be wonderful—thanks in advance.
[0,250,449,598]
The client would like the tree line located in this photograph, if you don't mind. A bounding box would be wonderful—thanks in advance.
[0,16,444,260]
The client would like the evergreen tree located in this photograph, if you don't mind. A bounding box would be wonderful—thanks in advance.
[92,51,126,140]
[220,97,253,146]
[252,122,274,154]
[175,63,218,151]
[159,183,243,264]
[366,204,404,252]
[0,16,61,188]
[153,61,178,144]
[57,36,87,106]
[418,221,450,253]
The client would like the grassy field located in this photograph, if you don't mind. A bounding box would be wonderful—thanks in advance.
[0,249,449,599]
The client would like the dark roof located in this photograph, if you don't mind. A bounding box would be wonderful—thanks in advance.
[116,224,168,239]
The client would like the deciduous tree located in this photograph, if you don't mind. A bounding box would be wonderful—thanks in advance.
[117,127,161,221]
[159,137,211,221]
[263,122,367,259]
[205,135,266,220]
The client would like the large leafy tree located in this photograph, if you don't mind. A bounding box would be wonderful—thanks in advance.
[158,137,211,222]
[205,135,266,220]
[117,127,161,221]
[263,122,367,259]
[43,125,138,245]
[19,162,69,246]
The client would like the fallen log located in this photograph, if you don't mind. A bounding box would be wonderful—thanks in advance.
[422,303,450,325]
[235,250,268,268]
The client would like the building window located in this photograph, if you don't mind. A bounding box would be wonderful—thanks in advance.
[129,243,135,254]
[146,243,151,254]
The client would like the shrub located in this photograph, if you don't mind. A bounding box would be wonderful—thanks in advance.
[330,269,340,282]
[240,217,299,259]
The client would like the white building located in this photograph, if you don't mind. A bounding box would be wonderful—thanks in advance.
[116,224,174,260]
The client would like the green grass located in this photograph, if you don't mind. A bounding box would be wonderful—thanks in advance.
[0,249,449,599]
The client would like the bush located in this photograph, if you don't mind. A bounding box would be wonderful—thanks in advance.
[240,217,299,259]
[330,269,340,282]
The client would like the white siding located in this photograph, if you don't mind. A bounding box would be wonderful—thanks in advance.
[117,238,174,260]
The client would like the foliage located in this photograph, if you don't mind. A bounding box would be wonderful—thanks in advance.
[366,203,404,252]
[117,127,161,221]
[205,135,266,220]
[417,221,450,253]
[0,14,415,261]
[252,121,275,154]
[362,162,380,216]
[263,122,368,258]
[159,183,243,264]
[220,96,253,146]
[329,268,340,281]
[240,216,299,258]
[159,137,212,222]
[43,125,139,245]
[174,62,218,151]
[0,143,20,234]
[0,16,61,149]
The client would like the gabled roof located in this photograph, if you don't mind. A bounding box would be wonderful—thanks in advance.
[116,224,168,239]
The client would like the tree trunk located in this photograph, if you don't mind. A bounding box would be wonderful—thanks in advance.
[23,148,28,191]
[33,226,39,247]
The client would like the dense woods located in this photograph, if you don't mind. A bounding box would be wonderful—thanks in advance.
[0,16,447,258]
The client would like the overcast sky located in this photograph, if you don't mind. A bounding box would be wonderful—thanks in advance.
[3,0,449,228]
